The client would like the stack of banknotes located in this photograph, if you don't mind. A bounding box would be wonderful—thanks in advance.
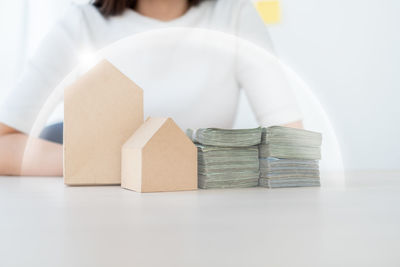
[187,127,262,189]
[259,126,322,188]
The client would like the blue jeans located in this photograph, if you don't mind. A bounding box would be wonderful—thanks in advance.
[39,122,63,144]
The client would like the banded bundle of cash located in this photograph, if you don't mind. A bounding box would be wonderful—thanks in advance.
[187,127,262,189]
[259,126,322,188]
[191,128,263,147]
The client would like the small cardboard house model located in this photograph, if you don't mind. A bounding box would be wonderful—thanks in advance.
[64,60,144,185]
[121,117,198,192]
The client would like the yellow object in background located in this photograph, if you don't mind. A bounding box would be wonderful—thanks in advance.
[255,0,281,24]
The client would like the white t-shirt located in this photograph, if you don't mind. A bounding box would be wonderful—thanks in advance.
[0,0,301,134]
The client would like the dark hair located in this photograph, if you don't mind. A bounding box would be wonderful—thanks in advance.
[93,0,205,17]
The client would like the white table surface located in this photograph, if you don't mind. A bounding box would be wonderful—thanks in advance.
[0,171,399,267]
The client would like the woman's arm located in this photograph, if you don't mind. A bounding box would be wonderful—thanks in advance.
[0,5,88,176]
[0,123,62,176]
[235,1,303,128]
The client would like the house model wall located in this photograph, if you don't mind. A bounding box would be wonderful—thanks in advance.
[121,117,198,193]
[64,60,144,185]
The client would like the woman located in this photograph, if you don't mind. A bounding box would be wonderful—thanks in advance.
[0,0,302,176]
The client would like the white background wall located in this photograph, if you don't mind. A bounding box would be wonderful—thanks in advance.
[266,0,400,170]
[1,0,399,171]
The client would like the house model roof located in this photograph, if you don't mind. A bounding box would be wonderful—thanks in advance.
[123,117,169,149]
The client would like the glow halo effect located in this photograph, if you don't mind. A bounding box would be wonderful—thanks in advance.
[22,27,345,186]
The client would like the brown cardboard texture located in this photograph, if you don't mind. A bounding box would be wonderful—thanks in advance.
[64,60,143,185]
[121,117,198,192]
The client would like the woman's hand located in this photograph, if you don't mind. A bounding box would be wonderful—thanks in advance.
[283,121,303,129]
[0,123,63,176]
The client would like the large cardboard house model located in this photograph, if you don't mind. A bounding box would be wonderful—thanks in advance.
[121,117,198,193]
[64,60,144,185]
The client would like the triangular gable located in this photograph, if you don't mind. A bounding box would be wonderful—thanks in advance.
[123,117,168,149]
[145,118,194,149]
